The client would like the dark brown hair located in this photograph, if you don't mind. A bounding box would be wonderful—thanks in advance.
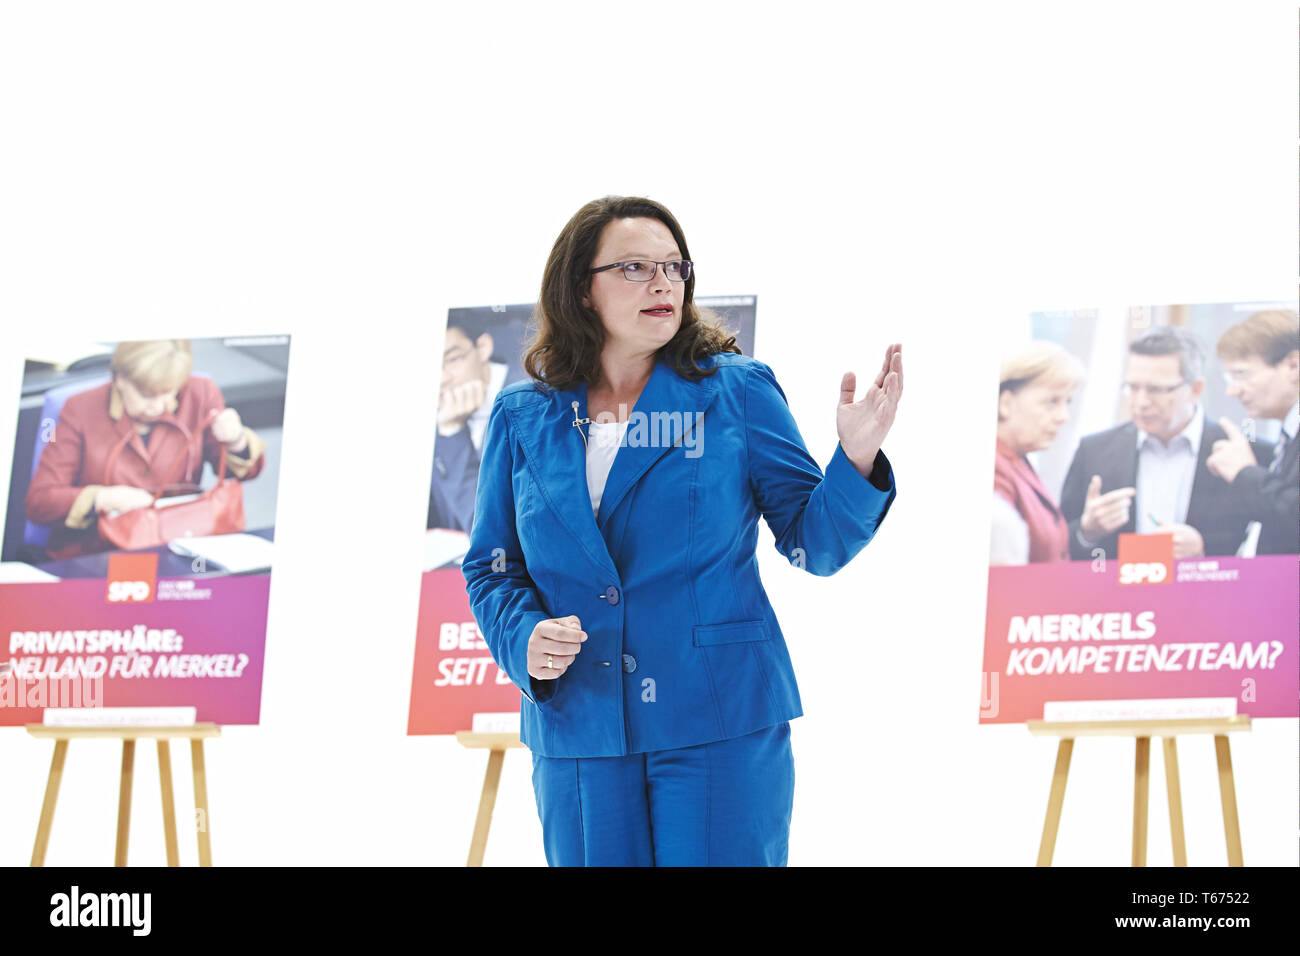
[522,196,740,390]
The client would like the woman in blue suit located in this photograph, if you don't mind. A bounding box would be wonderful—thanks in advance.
[462,196,902,866]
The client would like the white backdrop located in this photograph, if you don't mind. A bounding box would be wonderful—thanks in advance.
[0,0,1295,867]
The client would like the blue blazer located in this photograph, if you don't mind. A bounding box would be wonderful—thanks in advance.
[462,352,896,758]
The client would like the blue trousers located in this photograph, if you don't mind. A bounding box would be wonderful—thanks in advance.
[530,722,795,866]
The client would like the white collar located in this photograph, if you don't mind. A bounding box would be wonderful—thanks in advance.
[1136,405,1204,455]
[1282,401,1300,442]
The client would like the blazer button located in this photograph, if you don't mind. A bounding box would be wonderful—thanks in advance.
[621,654,637,674]
[604,585,620,606]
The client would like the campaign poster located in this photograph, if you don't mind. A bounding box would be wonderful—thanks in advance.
[408,297,758,734]
[0,335,290,725]
[980,303,1299,724]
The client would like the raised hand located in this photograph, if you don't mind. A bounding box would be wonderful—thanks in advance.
[1080,474,1137,540]
[1206,416,1258,483]
[438,378,488,437]
[837,343,903,476]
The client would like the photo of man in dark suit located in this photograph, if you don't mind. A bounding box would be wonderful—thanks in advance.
[426,316,508,533]
[1059,325,1250,560]
[1207,309,1300,556]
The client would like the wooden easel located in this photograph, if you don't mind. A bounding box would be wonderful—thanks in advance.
[28,723,220,866]
[1031,715,1249,866]
[455,731,525,867]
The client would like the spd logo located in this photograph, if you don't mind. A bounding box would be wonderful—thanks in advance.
[106,553,158,603]
[1117,532,1173,586]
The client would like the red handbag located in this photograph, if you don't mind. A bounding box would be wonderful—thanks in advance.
[97,409,246,551]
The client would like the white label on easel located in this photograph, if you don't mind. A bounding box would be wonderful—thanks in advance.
[44,707,197,727]
[472,712,521,734]
[1043,698,1237,722]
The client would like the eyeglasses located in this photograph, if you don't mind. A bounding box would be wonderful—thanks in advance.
[1121,381,1188,397]
[443,347,473,370]
[590,259,692,282]
[1222,368,1260,386]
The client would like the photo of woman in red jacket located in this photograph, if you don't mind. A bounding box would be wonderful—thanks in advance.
[990,341,1085,565]
[23,339,269,561]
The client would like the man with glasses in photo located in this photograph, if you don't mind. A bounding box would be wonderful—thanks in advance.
[1059,325,1249,560]
[426,317,508,533]
[1205,309,1300,556]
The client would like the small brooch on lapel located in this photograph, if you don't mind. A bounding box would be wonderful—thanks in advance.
[571,400,592,452]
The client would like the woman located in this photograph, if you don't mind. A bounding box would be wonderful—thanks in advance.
[25,339,268,560]
[991,341,1085,565]
[461,196,902,866]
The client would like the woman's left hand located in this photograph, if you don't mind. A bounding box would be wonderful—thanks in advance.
[210,408,245,446]
[837,343,903,476]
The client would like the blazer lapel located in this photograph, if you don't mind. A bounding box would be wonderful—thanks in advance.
[508,378,617,576]
[505,357,722,575]
[595,358,719,537]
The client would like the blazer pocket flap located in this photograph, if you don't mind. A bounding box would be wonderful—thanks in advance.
[692,619,769,646]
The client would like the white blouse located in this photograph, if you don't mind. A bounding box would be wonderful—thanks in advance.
[585,420,630,518]
[989,492,1030,566]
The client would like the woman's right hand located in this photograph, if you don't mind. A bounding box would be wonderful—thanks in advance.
[94,485,156,514]
[528,615,587,680]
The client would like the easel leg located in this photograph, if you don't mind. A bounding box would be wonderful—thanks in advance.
[157,739,179,866]
[191,738,212,867]
[1161,737,1186,866]
[1036,738,1073,866]
[1132,736,1149,867]
[468,747,506,867]
[31,738,69,867]
[1214,735,1243,867]
[115,739,135,867]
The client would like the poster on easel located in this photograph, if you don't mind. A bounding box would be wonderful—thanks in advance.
[980,302,1299,724]
[407,297,758,735]
[0,335,291,725]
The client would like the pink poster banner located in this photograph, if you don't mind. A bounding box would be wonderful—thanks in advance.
[407,568,519,735]
[0,573,269,725]
[980,553,1298,723]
